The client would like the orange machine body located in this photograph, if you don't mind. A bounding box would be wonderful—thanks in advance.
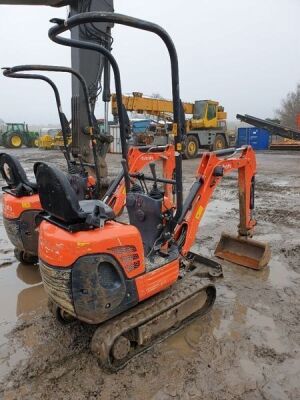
[3,193,42,219]
[2,193,42,257]
[39,220,179,313]
[37,146,257,325]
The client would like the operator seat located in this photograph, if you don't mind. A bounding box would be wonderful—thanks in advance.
[0,153,37,196]
[34,162,114,230]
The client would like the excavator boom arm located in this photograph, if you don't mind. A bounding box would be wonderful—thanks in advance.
[175,146,257,255]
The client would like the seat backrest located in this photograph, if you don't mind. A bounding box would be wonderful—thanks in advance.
[126,192,163,256]
[0,153,37,194]
[34,162,86,224]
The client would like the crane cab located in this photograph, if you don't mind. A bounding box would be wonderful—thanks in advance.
[191,100,227,130]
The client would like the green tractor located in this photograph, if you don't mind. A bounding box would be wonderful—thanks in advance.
[0,123,39,149]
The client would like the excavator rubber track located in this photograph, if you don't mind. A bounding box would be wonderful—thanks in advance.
[91,253,223,372]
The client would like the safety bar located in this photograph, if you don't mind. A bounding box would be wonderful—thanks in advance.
[6,65,94,128]
[130,173,176,185]
[3,69,70,152]
[212,147,243,157]
[49,17,128,168]
[48,11,184,226]
[3,65,101,196]
[136,145,172,153]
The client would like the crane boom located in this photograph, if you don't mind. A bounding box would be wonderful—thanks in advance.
[112,92,227,128]
[112,92,230,158]
[111,92,194,117]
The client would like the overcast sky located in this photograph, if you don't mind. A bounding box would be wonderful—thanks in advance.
[0,0,299,125]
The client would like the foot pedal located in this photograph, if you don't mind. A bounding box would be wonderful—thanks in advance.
[185,252,223,278]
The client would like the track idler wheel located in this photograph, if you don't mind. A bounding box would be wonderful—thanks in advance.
[48,298,75,325]
[111,336,131,361]
[14,248,38,265]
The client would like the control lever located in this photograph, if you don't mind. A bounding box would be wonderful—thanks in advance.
[77,154,87,177]
[149,162,158,189]
[121,159,131,193]
[62,149,73,173]
[149,162,163,199]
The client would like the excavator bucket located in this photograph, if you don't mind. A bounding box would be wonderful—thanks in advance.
[215,232,271,270]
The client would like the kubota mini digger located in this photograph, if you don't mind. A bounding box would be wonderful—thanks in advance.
[32,12,270,371]
[1,65,103,263]
[45,16,177,216]
[1,64,176,263]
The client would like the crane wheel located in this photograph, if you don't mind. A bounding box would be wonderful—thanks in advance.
[7,133,23,148]
[184,135,199,159]
[213,134,226,151]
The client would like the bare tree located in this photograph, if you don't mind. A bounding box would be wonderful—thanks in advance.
[276,83,300,128]
[151,92,163,99]
[266,117,281,124]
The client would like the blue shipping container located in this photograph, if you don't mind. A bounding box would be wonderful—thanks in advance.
[237,127,270,150]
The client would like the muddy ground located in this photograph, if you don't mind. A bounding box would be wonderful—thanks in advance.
[0,148,299,400]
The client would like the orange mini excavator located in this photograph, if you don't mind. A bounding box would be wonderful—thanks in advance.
[1,65,101,264]
[33,12,270,371]
[1,64,175,264]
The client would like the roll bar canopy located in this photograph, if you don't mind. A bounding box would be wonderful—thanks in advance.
[49,12,184,222]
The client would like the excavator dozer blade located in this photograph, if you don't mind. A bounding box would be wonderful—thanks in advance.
[214,232,271,270]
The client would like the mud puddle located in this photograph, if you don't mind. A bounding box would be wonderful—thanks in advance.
[0,260,47,381]
[0,210,47,381]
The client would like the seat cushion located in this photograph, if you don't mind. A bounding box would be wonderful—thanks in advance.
[79,200,115,220]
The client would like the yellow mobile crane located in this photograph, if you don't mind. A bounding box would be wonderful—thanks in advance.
[112,92,229,158]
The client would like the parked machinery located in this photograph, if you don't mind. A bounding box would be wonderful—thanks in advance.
[0,122,39,148]
[0,0,115,191]
[237,114,300,150]
[111,92,230,158]
[1,64,102,263]
[1,63,176,264]
[33,12,270,372]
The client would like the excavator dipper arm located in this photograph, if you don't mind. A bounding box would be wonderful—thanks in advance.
[175,146,270,269]
[177,146,256,254]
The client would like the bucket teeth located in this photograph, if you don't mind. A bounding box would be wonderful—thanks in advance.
[214,232,271,270]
